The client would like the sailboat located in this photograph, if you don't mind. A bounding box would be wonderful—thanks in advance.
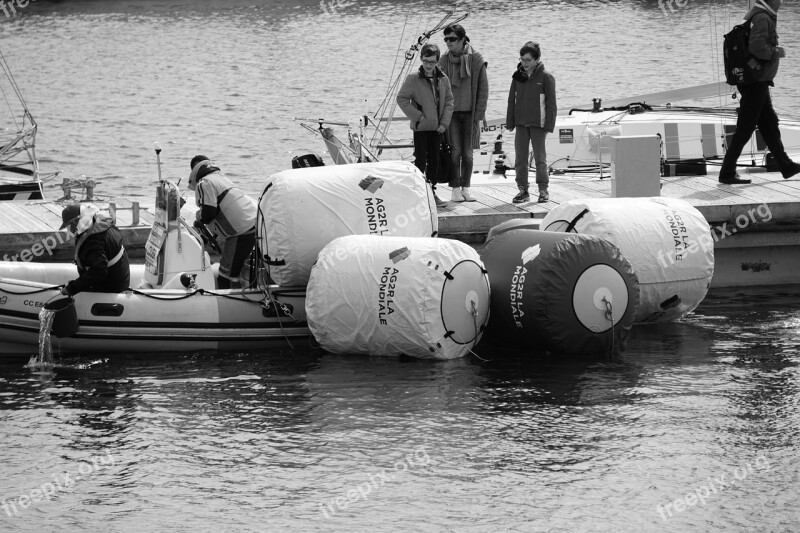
[0,50,46,201]
[298,10,800,182]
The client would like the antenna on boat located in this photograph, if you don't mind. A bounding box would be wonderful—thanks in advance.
[154,142,163,182]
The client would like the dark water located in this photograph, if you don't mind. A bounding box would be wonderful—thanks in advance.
[2,1,800,531]
[1,285,799,531]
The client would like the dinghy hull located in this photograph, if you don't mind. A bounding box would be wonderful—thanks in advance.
[0,274,308,356]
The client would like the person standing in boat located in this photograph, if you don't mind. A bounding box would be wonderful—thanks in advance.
[397,43,454,208]
[188,156,257,289]
[59,203,130,296]
[718,0,800,184]
[506,41,557,204]
[438,24,489,203]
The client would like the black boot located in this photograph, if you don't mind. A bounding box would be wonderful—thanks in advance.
[782,161,800,180]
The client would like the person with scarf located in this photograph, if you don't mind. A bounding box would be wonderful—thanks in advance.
[718,0,800,184]
[506,41,557,204]
[59,203,130,296]
[397,43,454,208]
[438,24,488,203]
[188,155,257,289]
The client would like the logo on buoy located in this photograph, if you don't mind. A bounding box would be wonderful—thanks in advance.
[365,197,388,235]
[389,247,410,263]
[509,265,526,328]
[359,175,385,193]
[378,266,399,325]
[0,296,6,305]
[521,244,541,264]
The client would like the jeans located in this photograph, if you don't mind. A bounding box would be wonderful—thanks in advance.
[412,130,441,187]
[448,111,474,188]
[514,126,549,189]
[719,82,792,178]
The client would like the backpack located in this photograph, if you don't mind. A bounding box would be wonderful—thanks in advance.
[723,16,764,85]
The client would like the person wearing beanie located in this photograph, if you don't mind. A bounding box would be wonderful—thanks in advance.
[188,155,257,289]
[438,23,489,203]
[59,203,130,296]
[718,0,800,184]
[506,41,557,204]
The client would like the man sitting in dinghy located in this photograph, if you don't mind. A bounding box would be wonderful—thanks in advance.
[59,203,130,296]
[188,155,257,289]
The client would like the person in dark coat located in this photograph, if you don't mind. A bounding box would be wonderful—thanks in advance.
[718,0,800,184]
[59,203,130,296]
[506,41,557,204]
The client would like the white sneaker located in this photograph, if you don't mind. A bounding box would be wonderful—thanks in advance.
[461,187,477,202]
[451,187,465,202]
[434,194,448,207]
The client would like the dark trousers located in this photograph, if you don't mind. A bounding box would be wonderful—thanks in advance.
[448,111,474,188]
[720,82,792,179]
[413,130,441,187]
[514,126,549,189]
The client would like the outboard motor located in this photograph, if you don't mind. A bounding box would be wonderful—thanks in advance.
[291,153,325,169]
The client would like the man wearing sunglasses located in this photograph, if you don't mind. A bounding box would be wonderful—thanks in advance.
[58,203,130,296]
[438,24,488,203]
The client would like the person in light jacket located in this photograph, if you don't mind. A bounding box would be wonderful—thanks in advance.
[506,41,557,204]
[397,43,454,207]
[718,0,800,184]
[188,155,257,289]
[438,23,489,203]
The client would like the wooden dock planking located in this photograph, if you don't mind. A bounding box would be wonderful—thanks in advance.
[2,169,800,260]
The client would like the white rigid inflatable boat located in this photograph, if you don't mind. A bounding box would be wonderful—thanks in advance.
[0,180,307,356]
[0,160,441,357]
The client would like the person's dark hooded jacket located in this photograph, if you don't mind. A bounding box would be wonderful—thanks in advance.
[744,0,782,84]
[65,216,130,296]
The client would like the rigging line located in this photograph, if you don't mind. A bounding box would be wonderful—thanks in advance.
[0,49,30,111]
[0,81,22,132]
[386,9,413,99]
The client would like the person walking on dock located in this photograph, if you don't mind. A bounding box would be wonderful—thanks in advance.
[718,0,800,185]
[506,41,557,204]
[438,23,488,203]
[188,156,257,289]
[397,43,454,208]
[59,203,130,296]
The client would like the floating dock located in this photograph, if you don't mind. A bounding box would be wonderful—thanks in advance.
[1,170,799,287]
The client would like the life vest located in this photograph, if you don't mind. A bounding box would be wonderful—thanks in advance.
[195,171,257,238]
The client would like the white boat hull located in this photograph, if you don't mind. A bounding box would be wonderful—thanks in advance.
[0,263,308,356]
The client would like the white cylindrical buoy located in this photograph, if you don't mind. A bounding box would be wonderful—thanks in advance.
[258,160,437,286]
[480,228,639,354]
[541,197,714,322]
[306,235,491,359]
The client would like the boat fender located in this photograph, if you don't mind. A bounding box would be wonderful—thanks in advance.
[306,235,491,359]
[480,228,638,355]
[541,197,714,323]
